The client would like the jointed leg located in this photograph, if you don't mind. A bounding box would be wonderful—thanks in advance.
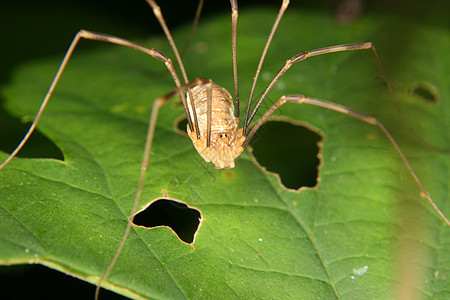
[0,29,189,170]
[243,42,377,133]
[145,0,201,138]
[243,39,449,151]
[93,76,211,299]
[95,88,179,299]
[244,94,450,226]
[0,27,202,299]
[181,0,205,57]
[206,83,213,147]
[243,0,290,127]
[94,76,210,298]
[230,0,240,118]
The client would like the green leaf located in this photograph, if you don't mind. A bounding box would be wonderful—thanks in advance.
[1,3,449,299]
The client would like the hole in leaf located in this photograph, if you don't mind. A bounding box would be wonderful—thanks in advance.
[409,82,439,104]
[250,120,322,190]
[0,103,64,160]
[132,198,201,244]
[174,115,188,136]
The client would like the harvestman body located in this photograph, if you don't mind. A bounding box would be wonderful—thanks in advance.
[187,82,245,169]
[0,0,448,298]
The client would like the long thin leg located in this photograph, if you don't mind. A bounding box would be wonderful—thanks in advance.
[244,94,450,226]
[244,42,376,133]
[243,35,450,150]
[145,0,201,138]
[181,0,205,57]
[95,77,210,299]
[206,83,213,147]
[0,28,201,298]
[0,29,187,170]
[243,0,290,129]
[230,0,240,119]
[95,89,178,299]
[94,77,210,299]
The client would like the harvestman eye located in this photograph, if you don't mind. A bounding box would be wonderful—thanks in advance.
[0,0,448,299]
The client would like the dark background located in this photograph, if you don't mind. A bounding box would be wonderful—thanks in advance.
[0,0,447,299]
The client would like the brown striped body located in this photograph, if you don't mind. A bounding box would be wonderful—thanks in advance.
[186,82,245,169]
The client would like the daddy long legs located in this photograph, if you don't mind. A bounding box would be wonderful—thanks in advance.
[0,0,448,299]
